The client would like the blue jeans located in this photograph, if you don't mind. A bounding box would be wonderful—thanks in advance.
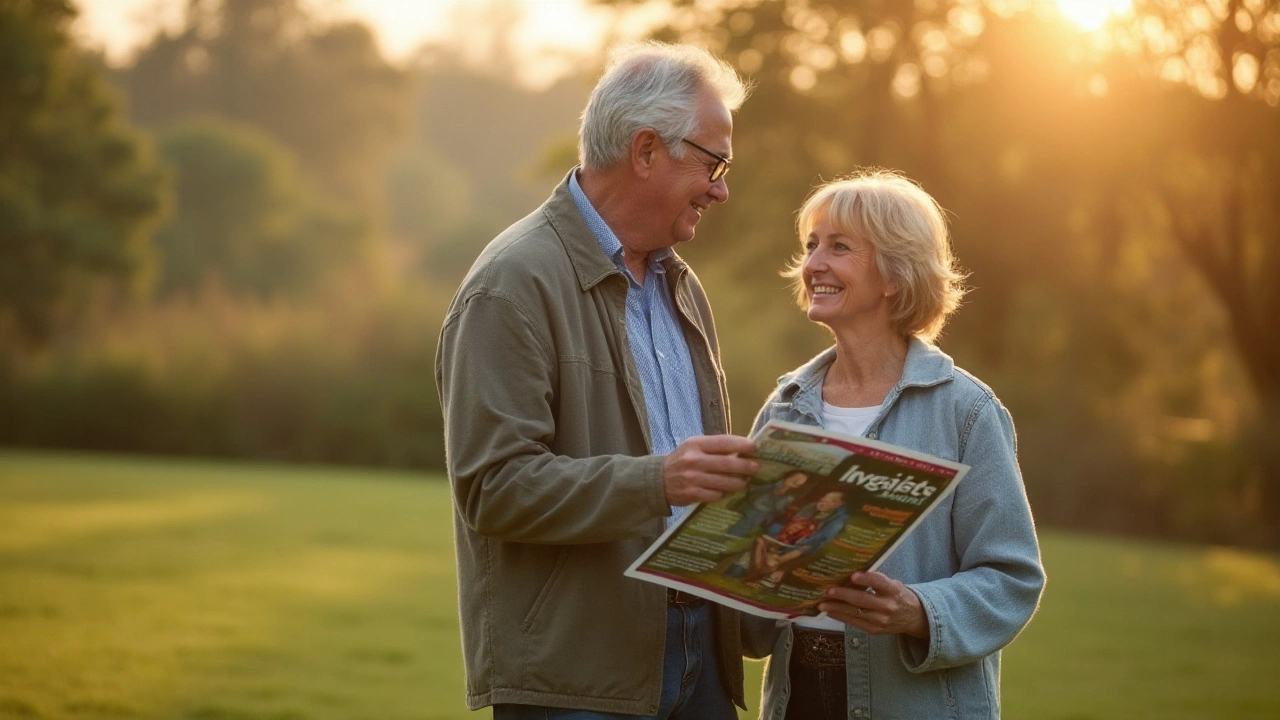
[783,659,846,720]
[493,603,735,720]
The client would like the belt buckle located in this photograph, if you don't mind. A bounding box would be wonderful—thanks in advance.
[666,588,707,608]
[794,628,846,669]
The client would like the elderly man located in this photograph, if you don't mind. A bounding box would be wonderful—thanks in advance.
[434,43,757,719]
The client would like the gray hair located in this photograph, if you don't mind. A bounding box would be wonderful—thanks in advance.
[783,170,969,343]
[579,42,749,172]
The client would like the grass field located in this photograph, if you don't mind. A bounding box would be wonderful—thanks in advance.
[1,451,1278,720]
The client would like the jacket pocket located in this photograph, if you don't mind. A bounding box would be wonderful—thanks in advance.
[938,668,959,718]
[940,663,996,718]
[519,547,571,633]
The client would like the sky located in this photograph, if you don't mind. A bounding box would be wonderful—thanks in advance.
[71,0,1133,87]
[71,0,660,87]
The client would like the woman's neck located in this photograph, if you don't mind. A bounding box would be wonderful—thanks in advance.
[823,330,909,408]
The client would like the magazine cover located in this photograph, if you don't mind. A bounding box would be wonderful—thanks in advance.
[624,419,969,619]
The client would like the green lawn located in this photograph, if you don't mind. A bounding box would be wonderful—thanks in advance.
[1,452,1277,720]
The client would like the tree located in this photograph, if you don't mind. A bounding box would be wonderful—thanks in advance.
[615,0,1280,544]
[393,28,588,285]
[0,0,166,342]
[120,0,410,211]
[1124,0,1280,538]
[153,118,367,298]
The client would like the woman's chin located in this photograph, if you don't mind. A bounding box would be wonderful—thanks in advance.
[807,306,839,326]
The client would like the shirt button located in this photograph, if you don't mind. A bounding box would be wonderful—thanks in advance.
[866,431,877,439]
[850,638,861,648]
[947,698,957,707]
[852,710,863,717]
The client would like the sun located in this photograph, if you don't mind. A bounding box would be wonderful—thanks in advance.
[1055,0,1132,31]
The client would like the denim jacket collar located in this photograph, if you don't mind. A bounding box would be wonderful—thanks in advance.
[776,336,956,424]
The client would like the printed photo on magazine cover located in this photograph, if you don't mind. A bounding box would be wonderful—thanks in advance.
[625,420,969,619]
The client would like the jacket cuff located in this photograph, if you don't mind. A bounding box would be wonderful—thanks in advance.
[898,584,942,673]
[643,454,671,517]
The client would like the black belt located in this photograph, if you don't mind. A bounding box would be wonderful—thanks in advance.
[666,588,707,608]
[793,627,846,669]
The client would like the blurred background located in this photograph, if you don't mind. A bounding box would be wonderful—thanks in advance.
[5,0,1279,548]
[2,0,1279,718]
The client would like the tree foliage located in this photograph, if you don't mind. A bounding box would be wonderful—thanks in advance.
[390,45,588,284]
[120,0,410,210]
[153,118,367,298]
[619,0,1280,544]
[0,0,166,342]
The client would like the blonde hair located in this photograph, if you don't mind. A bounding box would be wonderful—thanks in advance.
[782,170,968,343]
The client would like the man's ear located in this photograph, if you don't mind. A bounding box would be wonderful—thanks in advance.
[630,128,660,179]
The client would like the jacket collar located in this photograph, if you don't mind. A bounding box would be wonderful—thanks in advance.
[777,336,955,418]
[542,170,686,293]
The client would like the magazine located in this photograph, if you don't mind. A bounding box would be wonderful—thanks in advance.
[624,420,968,619]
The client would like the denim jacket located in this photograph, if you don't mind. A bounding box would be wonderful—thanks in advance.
[750,338,1045,720]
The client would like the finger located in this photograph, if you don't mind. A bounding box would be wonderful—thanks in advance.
[840,579,898,610]
[822,585,864,605]
[849,570,895,594]
[685,454,759,477]
[667,481,749,506]
[685,434,757,456]
[823,608,860,625]
[820,602,872,627]
[680,474,747,489]
[684,485,744,504]
[686,473,749,494]
[819,579,870,602]
[665,461,750,487]
[826,584,894,618]
[681,489,724,504]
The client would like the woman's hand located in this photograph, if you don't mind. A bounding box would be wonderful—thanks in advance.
[818,570,930,639]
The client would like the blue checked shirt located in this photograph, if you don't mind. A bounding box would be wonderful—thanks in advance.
[569,171,703,523]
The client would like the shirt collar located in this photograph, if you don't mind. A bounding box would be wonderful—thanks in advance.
[568,169,671,276]
[778,337,955,406]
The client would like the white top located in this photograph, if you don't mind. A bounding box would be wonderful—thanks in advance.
[793,401,881,632]
[821,401,881,440]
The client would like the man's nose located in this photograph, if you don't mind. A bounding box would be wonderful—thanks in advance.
[709,175,729,203]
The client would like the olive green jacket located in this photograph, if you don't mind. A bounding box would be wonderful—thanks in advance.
[434,174,745,714]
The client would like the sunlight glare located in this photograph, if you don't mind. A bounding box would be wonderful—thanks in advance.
[1055,0,1132,31]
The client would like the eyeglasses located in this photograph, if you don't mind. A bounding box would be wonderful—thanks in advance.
[681,138,732,182]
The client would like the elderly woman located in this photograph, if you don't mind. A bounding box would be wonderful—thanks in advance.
[749,171,1045,720]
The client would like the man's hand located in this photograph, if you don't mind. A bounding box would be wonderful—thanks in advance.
[662,434,757,506]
